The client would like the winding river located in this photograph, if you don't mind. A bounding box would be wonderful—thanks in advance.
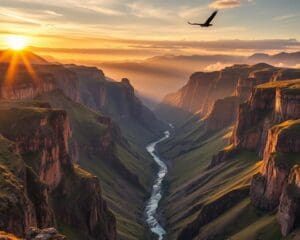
[145,130,170,240]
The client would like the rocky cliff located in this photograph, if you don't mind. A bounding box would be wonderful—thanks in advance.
[234,80,300,154]
[155,63,275,125]
[156,63,300,127]
[277,165,300,236]
[203,96,240,133]
[0,103,116,239]
[250,119,300,211]
[213,80,300,236]
[66,64,166,144]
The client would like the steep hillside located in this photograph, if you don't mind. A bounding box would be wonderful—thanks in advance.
[158,76,300,239]
[0,102,116,239]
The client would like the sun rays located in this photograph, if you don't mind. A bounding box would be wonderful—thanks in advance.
[0,49,38,87]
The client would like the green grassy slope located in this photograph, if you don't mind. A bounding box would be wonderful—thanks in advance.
[159,122,265,239]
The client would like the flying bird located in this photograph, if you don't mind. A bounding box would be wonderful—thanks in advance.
[188,10,218,27]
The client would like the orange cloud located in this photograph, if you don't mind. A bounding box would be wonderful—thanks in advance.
[209,0,241,9]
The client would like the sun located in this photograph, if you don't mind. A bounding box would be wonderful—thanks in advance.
[6,35,28,50]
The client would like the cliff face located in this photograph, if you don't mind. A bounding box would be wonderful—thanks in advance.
[250,119,300,211]
[53,166,116,240]
[0,108,70,190]
[204,96,240,132]
[202,79,300,237]
[0,104,116,239]
[217,80,300,236]
[156,63,300,127]
[234,80,300,154]
[67,64,166,143]
[277,166,300,236]
[156,63,275,124]
[0,134,52,236]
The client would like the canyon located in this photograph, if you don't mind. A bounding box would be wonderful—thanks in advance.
[156,63,300,239]
[0,49,299,240]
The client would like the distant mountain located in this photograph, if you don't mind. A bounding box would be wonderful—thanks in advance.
[249,51,300,66]
[98,54,246,104]
[99,52,300,107]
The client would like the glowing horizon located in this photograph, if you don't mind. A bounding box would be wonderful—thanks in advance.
[0,0,299,62]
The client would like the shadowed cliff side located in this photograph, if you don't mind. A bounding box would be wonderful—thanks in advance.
[0,103,116,239]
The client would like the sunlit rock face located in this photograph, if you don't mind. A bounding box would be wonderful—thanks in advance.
[205,78,300,237]
[233,80,300,236]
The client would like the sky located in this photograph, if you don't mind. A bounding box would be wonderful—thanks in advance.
[0,0,300,61]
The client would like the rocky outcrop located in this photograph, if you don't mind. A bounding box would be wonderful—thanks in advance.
[250,119,300,211]
[68,66,166,141]
[53,166,116,240]
[204,96,240,132]
[0,105,117,239]
[0,107,70,190]
[277,166,300,236]
[236,67,276,100]
[0,135,49,237]
[233,86,277,152]
[272,68,300,82]
[209,144,239,169]
[233,80,300,154]
[26,227,66,240]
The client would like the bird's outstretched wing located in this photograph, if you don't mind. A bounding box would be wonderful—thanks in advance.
[188,21,201,26]
[204,10,218,25]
